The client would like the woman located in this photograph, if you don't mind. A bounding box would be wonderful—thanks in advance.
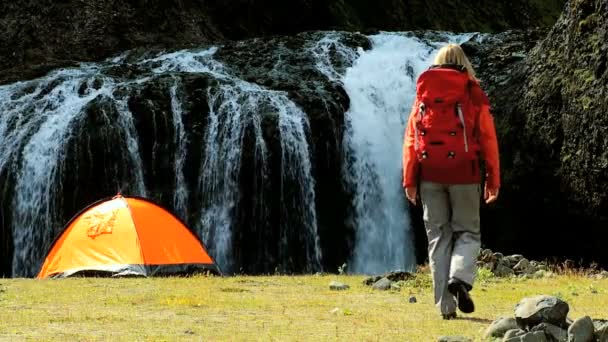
[402,43,500,319]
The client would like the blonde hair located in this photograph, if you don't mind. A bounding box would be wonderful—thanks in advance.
[433,44,477,81]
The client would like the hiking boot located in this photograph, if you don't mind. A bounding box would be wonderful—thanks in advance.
[447,279,475,313]
[442,312,457,320]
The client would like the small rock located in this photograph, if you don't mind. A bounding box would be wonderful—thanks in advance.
[594,320,608,341]
[372,277,392,291]
[503,329,526,340]
[437,336,472,342]
[184,329,195,335]
[494,264,515,277]
[567,316,594,342]
[330,307,340,314]
[408,296,417,303]
[515,295,570,330]
[329,281,350,291]
[532,323,567,342]
[514,258,536,275]
[493,252,505,260]
[484,317,519,338]
[362,271,413,285]
[504,330,547,342]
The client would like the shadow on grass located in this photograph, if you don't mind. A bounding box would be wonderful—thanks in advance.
[455,317,493,324]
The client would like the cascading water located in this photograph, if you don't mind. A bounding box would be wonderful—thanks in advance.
[1,30,479,277]
[0,66,148,277]
[1,45,324,276]
[312,32,475,274]
[140,48,322,272]
[170,80,189,219]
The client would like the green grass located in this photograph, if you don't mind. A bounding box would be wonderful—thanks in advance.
[0,270,606,341]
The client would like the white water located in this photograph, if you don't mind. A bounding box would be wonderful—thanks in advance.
[0,68,108,276]
[170,80,189,219]
[1,31,479,277]
[275,96,323,271]
[318,32,475,274]
[140,48,322,273]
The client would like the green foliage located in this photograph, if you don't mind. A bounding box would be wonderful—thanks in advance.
[477,267,496,283]
[400,273,433,290]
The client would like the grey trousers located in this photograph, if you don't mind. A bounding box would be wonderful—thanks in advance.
[420,181,481,315]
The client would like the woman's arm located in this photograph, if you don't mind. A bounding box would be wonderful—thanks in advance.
[403,103,419,189]
[478,104,500,196]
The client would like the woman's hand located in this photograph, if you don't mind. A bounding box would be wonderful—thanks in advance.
[484,184,499,204]
[405,186,417,205]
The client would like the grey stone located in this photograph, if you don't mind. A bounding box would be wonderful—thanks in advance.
[437,336,472,342]
[503,329,526,340]
[595,320,608,342]
[390,283,402,291]
[504,255,524,267]
[362,271,413,286]
[567,316,594,342]
[329,281,350,291]
[372,277,392,290]
[485,317,519,338]
[514,258,536,275]
[495,263,516,277]
[504,331,547,342]
[515,295,569,329]
[532,323,567,342]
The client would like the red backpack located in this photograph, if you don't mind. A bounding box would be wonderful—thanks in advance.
[413,64,486,171]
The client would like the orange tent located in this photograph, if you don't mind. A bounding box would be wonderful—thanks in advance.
[37,195,220,278]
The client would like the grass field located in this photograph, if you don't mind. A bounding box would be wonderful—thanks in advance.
[1,269,607,341]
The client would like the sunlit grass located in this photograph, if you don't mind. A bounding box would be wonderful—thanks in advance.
[0,269,606,341]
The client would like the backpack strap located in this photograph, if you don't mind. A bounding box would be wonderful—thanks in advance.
[414,101,426,152]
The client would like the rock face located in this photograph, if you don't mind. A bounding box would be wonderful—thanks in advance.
[0,0,565,85]
[461,0,608,268]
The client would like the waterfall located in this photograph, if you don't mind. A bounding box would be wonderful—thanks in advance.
[1,30,479,277]
[144,49,323,273]
[1,45,325,276]
[170,80,189,219]
[1,68,113,276]
[196,82,266,273]
[275,96,322,272]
